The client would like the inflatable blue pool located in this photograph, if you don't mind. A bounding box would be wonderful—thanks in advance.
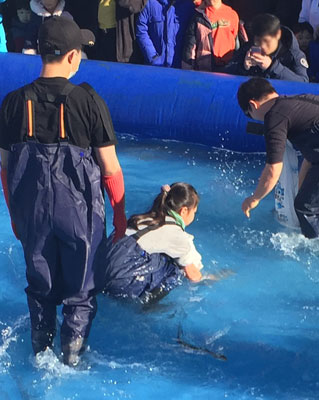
[0,54,318,400]
[1,53,319,152]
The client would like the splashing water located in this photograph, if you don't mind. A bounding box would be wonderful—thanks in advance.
[271,232,319,282]
[0,136,318,400]
[0,315,28,374]
[271,232,319,261]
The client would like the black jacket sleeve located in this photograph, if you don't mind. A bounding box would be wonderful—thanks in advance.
[224,45,250,76]
[117,0,147,14]
[266,49,309,82]
[182,17,198,69]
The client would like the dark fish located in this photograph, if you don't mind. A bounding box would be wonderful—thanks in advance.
[177,325,227,362]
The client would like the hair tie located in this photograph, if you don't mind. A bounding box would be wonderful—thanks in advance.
[161,184,171,194]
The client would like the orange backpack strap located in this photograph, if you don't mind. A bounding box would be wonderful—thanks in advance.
[57,82,76,141]
[23,82,76,142]
[24,85,37,140]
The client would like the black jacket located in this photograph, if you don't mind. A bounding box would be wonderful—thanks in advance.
[225,26,309,82]
[116,0,147,63]
[65,0,147,63]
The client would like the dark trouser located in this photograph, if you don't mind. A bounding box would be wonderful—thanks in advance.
[294,165,319,238]
[96,28,117,62]
[104,235,183,300]
[8,142,106,358]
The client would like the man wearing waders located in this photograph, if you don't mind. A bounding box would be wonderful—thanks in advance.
[237,77,319,239]
[0,17,126,365]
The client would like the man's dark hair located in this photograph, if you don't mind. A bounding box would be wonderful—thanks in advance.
[41,53,66,64]
[40,47,81,64]
[251,14,281,38]
[237,78,277,113]
[293,22,314,36]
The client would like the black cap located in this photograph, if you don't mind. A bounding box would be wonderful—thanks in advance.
[38,16,95,56]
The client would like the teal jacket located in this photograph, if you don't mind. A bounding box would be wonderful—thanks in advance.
[0,14,7,53]
[0,0,7,53]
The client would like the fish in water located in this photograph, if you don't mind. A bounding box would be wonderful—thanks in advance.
[177,325,227,362]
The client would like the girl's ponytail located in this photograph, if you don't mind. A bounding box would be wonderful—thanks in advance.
[128,183,199,230]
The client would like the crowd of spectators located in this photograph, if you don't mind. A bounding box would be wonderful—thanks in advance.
[1,0,319,82]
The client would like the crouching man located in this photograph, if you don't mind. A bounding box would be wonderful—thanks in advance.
[237,77,319,239]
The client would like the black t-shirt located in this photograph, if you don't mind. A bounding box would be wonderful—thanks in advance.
[264,95,319,164]
[0,77,117,151]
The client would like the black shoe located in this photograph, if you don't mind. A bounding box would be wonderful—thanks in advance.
[31,328,56,355]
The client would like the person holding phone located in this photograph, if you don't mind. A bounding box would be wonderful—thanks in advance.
[226,13,309,82]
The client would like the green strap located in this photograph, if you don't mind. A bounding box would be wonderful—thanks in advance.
[168,210,186,231]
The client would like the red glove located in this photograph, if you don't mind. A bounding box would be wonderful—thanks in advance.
[102,170,127,243]
[1,168,19,240]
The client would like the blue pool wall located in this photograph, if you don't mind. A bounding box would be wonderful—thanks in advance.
[1,53,319,152]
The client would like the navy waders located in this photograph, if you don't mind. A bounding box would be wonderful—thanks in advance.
[7,83,107,364]
[294,164,319,239]
[103,223,184,302]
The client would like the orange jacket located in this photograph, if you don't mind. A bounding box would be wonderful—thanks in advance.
[182,2,239,70]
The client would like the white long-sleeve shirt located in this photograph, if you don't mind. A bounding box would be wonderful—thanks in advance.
[299,0,319,29]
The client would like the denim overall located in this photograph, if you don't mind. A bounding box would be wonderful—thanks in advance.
[291,115,319,239]
[7,82,107,359]
[104,222,184,301]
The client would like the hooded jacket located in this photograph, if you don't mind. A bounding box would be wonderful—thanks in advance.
[136,0,194,67]
[225,26,309,82]
[65,0,146,63]
[116,0,148,63]
[24,0,73,52]
[182,3,238,72]
[299,0,319,30]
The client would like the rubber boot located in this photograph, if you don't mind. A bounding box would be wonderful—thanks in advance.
[31,328,56,355]
[61,335,87,367]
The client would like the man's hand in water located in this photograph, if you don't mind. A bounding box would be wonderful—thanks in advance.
[242,196,260,218]
[242,163,283,218]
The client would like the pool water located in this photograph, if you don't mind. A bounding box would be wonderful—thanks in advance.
[0,136,318,400]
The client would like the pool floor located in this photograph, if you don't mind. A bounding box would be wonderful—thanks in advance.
[0,136,318,400]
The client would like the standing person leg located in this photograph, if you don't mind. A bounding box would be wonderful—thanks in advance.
[96,28,116,61]
[52,146,107,366]
[58,226,106,366]
[7,146,61,355]
[294,165,319,238]
[22,231,60,354]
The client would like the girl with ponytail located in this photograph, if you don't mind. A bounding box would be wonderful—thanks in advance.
[103,182,218,303]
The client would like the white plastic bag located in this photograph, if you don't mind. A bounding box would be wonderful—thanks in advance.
[275,140,300,229]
